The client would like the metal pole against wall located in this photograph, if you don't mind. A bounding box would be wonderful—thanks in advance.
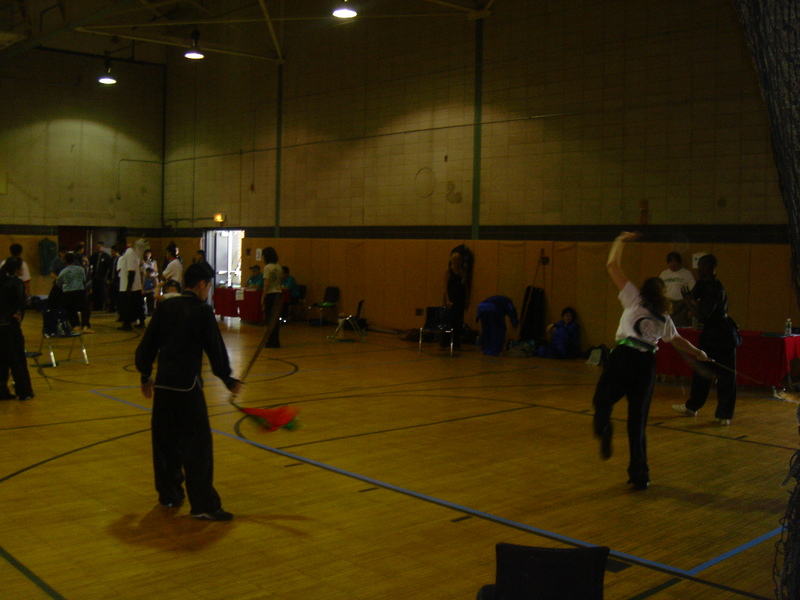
[274,63,284,238]
[471,18,484,241]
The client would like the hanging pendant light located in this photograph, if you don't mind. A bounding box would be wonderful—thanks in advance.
[98,55,116,85]
[332,0,357,18]
[185,30,204,59]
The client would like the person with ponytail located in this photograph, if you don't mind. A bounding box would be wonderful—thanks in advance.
[592,232,707,490]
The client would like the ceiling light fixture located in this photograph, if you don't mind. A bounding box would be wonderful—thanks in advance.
[98,55,116,85]
[332,1,357,19]
[185,30,204,59]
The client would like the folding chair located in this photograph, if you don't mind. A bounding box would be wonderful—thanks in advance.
[419,306,453,356]
[476,542,610,600]
[39,309,89,367]
[308,286,339,325]
[327,300,366,342]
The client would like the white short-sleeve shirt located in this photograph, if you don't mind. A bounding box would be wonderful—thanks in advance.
[615,281,677,349]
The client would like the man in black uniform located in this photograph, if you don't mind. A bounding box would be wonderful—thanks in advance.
[672,254,738,425]
[89,241,112,311]
[135,263,242,520]
[0,257,34,400]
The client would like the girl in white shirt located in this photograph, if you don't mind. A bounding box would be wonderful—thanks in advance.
[593,232,707,490]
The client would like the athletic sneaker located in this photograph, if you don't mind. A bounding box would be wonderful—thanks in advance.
[672,404,697,417]
[192,509,234,521]
[716,418,731,426]
[160,499,184,508]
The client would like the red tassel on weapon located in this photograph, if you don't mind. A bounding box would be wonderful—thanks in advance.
[233,403,300,431]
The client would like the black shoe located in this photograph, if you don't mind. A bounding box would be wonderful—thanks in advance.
[117,324,133,331]
[628,479,649,490]
[135,322,146,329]
[160,498,184,508]
[599,424,613,460]
[192,508,234,521]
[0,393,16,400]
[19,394,33,401]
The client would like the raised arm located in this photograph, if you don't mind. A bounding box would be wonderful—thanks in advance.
[606,231,639,290]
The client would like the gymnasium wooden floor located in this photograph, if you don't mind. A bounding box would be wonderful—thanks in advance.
[0,310,795,600]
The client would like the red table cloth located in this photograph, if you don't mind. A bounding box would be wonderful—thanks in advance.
[656,329,800,387]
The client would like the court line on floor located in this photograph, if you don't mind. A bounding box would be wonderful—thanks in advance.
[91,388,775,599]
[0,544,68,600]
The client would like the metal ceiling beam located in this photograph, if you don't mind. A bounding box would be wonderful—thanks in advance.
[256,0,283,62]
[0,0,141,58]
[73,26,280,61]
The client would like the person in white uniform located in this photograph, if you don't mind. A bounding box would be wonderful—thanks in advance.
[593,232,708,490]
[658,252,695,327]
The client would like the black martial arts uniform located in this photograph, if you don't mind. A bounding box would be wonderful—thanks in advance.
[685,277,738,420]
[0,273,33,400]
[135,291,239,515]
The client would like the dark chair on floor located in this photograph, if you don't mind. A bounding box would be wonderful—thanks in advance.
[418,306,453,356]
[327,300,366,342]
[39,309,89,367]
[309,286,339,325]
[285,284,307,322]
[476,543,610,600]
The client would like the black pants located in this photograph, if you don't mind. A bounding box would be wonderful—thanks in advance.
[91,278,107,311]
[121,290,145,326]
[61,289,91,328]
[686,328,737,419]
[592,345,655,484]
[262,292,281,348]
[151,385,221,514]
[0,320,33,399]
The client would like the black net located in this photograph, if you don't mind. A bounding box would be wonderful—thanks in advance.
[775,449,800,599]
[733,1,800,305]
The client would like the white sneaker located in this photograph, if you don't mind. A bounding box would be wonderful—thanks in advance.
[672,404,697,417]
[716,418,731,426]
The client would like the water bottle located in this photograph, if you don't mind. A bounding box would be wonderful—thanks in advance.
[786,319,792,336]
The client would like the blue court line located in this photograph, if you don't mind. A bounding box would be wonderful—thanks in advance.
[93,388,780,583]
[686,526,784,576]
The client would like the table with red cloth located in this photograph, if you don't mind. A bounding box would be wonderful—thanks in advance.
[239,289,264,324]
[656,328,800,387]
[214,287,239,318]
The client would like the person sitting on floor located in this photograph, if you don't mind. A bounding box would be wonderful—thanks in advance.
[538,307,580,358]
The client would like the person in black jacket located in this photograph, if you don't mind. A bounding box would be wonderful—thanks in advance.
[135,262,242,521]
[672,254,738,425]
[0,257,34,401]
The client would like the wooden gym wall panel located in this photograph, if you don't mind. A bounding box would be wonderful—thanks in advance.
[747,244,800,333]
[574,243,608,350]
[308,239,332,306]
[399,239,428,331]
[381,239,408,330]
[549,241,575,326]
[363,239,388,328]
[424,239,458,309]
[326,239,348,308]
[497,241,526,308]
[344,240,367,317]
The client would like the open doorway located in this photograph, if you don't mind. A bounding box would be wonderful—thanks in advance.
[203,230,244,287]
